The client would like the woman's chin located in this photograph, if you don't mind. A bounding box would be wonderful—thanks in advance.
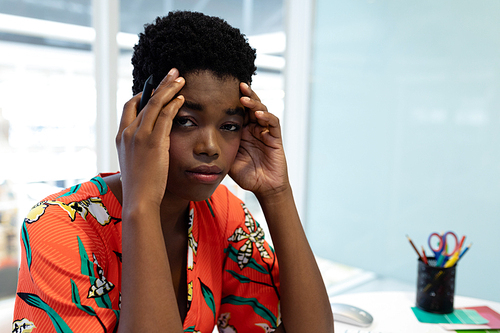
[166,182,221,203]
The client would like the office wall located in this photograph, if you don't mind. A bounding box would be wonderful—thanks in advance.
[306,0,500,301]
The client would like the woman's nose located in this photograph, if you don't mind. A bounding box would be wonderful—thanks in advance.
[194,128,220,157]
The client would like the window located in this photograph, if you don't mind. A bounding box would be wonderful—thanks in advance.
[0,0,285,300]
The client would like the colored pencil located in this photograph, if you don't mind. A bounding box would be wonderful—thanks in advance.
[406,235,424,262]
[421,246,429,265]
[458,243,472,261]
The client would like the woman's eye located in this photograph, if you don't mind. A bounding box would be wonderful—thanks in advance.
[175,117,195,127]
[222,124,241,132]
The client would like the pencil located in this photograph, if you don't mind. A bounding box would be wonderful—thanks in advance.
[421,246,429,265]
[458,235,466,250]
[458,243,472,260]
[406,235,424,262]
[444,251,459,268]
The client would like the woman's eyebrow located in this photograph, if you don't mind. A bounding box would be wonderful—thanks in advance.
[183,100,245,118]
[226,107,246,118]
[183,100,203,111]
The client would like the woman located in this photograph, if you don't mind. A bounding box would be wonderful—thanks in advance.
[13,11,334,333]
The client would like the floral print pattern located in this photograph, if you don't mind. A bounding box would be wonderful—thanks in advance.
[227,204,271,270]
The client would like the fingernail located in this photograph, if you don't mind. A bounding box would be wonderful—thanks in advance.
[168,68,176,76]
[175,77,183,83]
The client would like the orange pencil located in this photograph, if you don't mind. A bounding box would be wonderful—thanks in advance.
[458,235,466,251]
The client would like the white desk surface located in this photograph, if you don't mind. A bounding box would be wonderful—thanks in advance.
[329,291,500,333]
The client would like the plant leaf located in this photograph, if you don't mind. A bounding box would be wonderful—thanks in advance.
[221,295,277,326]
[198,278,216,320]
[18,292,74,333]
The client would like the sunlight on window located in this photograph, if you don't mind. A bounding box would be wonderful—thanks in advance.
[0,41,96,299]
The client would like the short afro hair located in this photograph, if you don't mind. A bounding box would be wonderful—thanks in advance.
[131,11,257,95]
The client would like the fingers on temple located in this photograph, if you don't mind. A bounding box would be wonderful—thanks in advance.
[255,110,281,138]
[240,82,266,113]
[240,82,261,100]
[151,95,185,141]
[241,96,267,111]
[240,95,268,124]
[239,82,281,138]
[117,69,185,146]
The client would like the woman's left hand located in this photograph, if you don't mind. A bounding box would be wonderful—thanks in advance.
[229,83,289,198]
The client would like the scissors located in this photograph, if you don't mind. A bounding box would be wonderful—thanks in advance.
[428,231,459,266]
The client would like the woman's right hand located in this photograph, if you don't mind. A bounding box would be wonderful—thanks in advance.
[116,68,185,210]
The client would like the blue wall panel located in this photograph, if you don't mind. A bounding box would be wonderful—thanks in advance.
[307,0,500,301]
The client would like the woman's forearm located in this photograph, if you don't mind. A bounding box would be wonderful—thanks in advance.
[257,187,334,333]
[118,205,184,332]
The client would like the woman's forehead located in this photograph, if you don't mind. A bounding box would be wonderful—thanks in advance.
[180,70,242,108]
[183,70,240,87]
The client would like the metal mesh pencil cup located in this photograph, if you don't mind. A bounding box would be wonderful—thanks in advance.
[416,258,456,314]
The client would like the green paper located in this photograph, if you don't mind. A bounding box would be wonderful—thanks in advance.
[459,331,500,333]
[411,307,489,324]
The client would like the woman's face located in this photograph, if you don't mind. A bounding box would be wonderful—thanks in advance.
[165,70,246,202]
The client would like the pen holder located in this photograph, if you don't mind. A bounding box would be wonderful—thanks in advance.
[416,258,456,314]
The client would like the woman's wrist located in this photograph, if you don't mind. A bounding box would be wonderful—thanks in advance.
[255,183,294,210]
[121,199,161,223]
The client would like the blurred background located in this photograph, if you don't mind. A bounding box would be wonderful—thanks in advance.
[0,0,499,329]
[0,0,285,299]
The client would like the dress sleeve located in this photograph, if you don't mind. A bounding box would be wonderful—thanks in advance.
[218,203,281,333]
[12,200,120,333]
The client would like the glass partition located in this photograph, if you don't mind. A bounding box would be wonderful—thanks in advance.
[306,0,500,302]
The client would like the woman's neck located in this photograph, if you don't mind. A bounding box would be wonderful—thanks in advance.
[159,190,190,234]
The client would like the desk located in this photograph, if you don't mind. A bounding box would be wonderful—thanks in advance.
[329,291,500,333]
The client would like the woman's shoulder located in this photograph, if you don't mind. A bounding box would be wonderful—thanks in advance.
[41,174,114,202]
[24,173,122,227]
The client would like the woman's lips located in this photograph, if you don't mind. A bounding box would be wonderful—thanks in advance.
[186,165,222,183]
